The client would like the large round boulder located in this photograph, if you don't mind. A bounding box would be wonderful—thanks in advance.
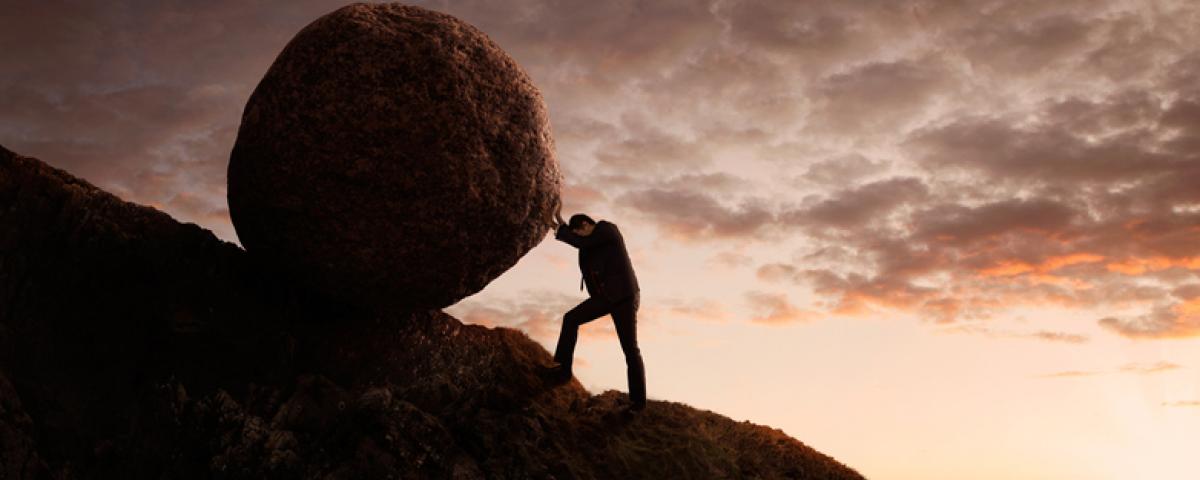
[228,3,561,310]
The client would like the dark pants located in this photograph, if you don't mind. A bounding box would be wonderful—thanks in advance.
[553,293,646,406]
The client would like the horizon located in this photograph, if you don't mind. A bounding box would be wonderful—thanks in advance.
[2,1,1198,478]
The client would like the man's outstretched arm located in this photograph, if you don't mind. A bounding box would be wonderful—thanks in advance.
[556,222,617,249]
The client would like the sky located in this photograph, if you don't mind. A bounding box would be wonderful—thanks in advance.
[3,0,1199,478]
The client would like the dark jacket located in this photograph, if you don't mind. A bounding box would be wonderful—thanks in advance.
[555,220,640,303]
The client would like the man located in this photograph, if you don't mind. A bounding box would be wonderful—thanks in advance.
[546,205,646,413]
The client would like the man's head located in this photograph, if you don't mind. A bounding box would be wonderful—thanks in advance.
[568,214,596,236]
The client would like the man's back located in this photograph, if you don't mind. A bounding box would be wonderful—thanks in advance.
[556,220,639,302]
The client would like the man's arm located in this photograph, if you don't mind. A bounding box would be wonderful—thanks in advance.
[556,221,617,249]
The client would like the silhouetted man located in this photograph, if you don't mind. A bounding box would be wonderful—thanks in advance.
[546,205,646,412]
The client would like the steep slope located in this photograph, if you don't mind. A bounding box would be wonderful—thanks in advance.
[0,145,864,479]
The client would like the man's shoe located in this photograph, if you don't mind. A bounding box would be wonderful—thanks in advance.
[623,401,646,415]
[542,364,572,385]
[619,403,646,418]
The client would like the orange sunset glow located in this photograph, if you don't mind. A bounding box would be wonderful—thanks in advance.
[3,0,1199,478]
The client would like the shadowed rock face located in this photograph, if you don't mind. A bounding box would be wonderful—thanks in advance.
[227,3,561,310]
[0,146,864,479]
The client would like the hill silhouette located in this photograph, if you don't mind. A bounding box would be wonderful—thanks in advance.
[0,144,864,479]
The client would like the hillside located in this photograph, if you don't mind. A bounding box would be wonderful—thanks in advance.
[0,144,864,479]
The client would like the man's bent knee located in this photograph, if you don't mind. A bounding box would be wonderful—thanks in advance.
[563,312,583,326]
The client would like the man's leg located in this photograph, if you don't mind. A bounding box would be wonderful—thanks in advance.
[611,293,646,408]
[553,296,610,372]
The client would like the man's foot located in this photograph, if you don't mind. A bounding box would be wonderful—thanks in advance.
[622,400,647,415]
[541,364,572,385]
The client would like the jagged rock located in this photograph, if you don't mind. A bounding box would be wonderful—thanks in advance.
[0,145,863,478]
[0,372,47,479]
[227,2,562,311]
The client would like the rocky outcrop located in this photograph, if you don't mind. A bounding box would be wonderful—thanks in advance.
[227,3,561,311]
[0,145,864,478]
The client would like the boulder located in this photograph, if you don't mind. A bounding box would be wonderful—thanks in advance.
[228,3,561,310]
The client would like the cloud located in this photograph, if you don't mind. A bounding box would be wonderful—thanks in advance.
[1098,302,1200,339]
[593,115,714,174]
[1117,361,1183,374]
[707,251,753,269]
[910,198,1080,247]
[0,0,345,246]
[561,181,608,213]
[908,112,1179,185]
[781,177,928,232]
[615,187,775,242]
[649,297,732,323]
[799,154,888,186]
[1097,284,1200,338]
[448,290,603,342]
[743,290,816,325]
[809,56,955,133]
[756,263,800,283]
[8,0,1200,343]
[1026,331,1089,344]
[1038,361,1184,379]
[1038,370,1098,379]
[1163,400,1200,408]
[954,12,1096,76]
[761,78,1200,330]
[939,325,1090,344]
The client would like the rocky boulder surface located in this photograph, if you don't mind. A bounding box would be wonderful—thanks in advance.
[228,3,561,310]
[0,145,864,479]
